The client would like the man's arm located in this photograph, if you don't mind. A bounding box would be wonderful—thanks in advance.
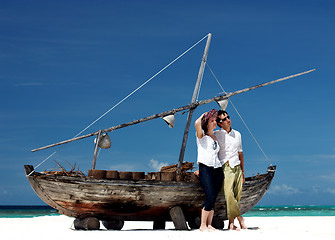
[239,152,245,183]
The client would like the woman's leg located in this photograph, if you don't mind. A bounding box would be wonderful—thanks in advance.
[200,208,210,231]
[199,164,217,230]
[199,164,216,212]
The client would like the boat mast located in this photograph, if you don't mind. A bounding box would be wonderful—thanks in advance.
[176,33,212,174]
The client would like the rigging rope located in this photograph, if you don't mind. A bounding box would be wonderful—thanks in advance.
[32,34,211,173]
[206,64,272,166]
[76,34,210,139]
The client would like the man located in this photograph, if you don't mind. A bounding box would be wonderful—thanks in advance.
[214,110,247,230]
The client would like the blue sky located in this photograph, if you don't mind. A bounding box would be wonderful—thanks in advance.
[0,0,334,206]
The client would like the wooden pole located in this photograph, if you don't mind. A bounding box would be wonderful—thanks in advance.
[176,33,212,174]
[31,69,315,152]
[91,130,101,170]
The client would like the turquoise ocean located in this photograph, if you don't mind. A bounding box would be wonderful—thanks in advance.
[1,205,335,218]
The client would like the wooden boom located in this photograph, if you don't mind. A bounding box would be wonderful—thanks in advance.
[31,69,315,152]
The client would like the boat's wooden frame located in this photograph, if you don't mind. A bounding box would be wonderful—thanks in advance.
[24,164,276,229]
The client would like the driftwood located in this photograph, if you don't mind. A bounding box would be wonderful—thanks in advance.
[161,161,194,172]
[42,161,85,177]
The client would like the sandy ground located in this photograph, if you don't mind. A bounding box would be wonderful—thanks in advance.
[1,215,335,240]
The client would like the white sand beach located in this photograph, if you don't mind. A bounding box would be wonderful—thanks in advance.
[1,215,334,240]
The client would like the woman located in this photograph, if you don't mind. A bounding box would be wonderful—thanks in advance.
[195,109,223,232]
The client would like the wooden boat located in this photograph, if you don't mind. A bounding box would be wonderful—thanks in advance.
[24,164,276,230]
[24,34,314,230]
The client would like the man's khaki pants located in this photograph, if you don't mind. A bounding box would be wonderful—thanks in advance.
[222,163,243,219]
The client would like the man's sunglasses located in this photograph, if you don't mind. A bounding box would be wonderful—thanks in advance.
[217,116,230,123]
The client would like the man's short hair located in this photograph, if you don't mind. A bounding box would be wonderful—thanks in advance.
[218,110,228,116]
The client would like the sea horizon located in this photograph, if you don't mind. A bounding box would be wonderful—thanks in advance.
[1,205,334,218]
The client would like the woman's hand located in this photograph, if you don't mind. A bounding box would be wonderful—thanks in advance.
[194,170,199,177]
[195,113,206,139]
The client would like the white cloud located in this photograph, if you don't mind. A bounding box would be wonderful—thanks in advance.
[313,185,335,194]
[320,173,335,182]
[312,185,320,193]
[315,154,335,159]
[148,159,168,172]
[268,184,301,195]
[325,188,335,194]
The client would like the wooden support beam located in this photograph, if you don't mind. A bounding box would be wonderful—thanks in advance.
[102,220,124,230]
[169,206,189,230]
[153,219,166,230]
[74,217,100,230]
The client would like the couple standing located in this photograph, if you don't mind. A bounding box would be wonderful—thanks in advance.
[195,109,247,231]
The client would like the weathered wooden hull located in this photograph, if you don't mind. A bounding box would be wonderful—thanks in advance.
[24,165,276,222]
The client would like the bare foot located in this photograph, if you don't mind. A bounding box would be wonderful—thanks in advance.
[229,222,240,231]
[199,226,209,232]
[237,216,247,230]
[207,225,218,232]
